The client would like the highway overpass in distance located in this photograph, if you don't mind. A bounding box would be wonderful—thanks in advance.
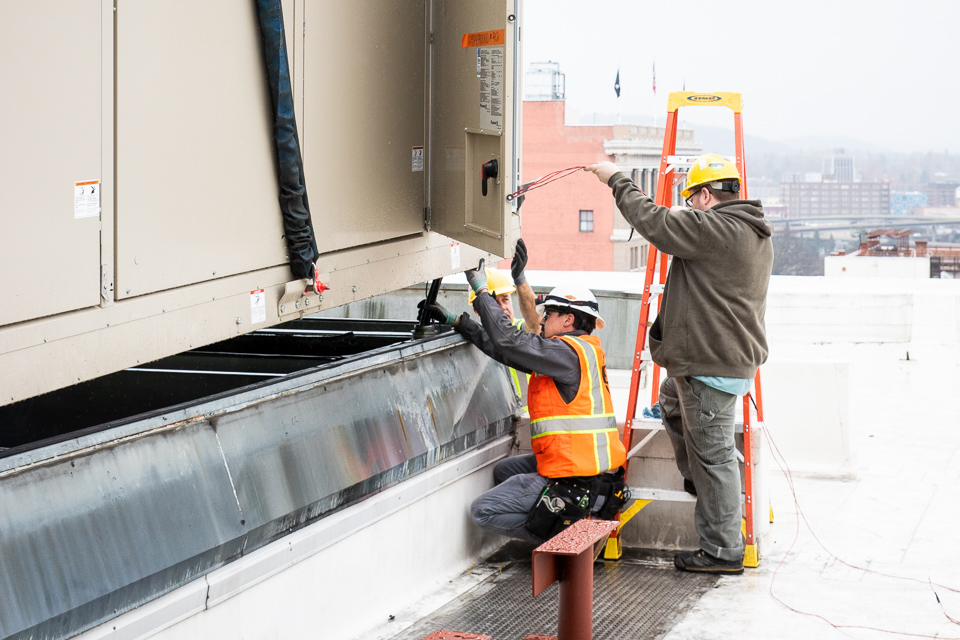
[769,214,960,236]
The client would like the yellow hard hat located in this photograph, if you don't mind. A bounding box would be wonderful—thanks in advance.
[468,268,516,303]
[681,153,742,198]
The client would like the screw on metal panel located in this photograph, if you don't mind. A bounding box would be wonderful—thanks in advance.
[43,338,47,343]
[352,286,358,292]
[212,271,216,275]
[304,298,310,306]
[280,305,286,313]
[235,317,242,324]
[508,13,515,21]
[295,301,301,309]
[126,289,130,294]
[318,295,323,302]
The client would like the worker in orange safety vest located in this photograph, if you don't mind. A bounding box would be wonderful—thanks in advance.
[421,260,628,541]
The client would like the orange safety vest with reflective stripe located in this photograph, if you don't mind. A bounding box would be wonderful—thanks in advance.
[509,318,530,412]
[528,334,626,478]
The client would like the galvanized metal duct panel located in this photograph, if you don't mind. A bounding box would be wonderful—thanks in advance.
[0,333,516,640]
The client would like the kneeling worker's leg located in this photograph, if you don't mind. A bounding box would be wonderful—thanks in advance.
[470,471,547,543]
[677,377,742,562]
[492,452,538,485]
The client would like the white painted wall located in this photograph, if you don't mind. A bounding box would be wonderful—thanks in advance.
[824,255,930,280]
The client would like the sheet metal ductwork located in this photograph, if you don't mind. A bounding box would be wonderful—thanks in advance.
[0,329,517,640]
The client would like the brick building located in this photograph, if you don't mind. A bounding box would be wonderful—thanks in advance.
[514,99,699,272]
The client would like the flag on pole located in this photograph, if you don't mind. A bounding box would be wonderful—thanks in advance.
[614,68,621,98]
[652,61,656,95]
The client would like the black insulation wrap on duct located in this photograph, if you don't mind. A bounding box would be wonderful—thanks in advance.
[255,0,318,280]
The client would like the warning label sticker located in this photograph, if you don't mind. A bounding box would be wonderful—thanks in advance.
[250,289,266,324]
[479,46,504,131]
[461,29,505,48]
[412,146,424,172]
[74,180,100,219]
[450,242,461,270]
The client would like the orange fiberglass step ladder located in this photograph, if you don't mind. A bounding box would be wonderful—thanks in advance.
[603,91,766,568]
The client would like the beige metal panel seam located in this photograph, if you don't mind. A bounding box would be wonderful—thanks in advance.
[423,0,434,231]
[100,0,116,308]
[293,0,304,161]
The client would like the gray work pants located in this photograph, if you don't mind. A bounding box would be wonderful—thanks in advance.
[660,376,744,561]
[470,453,546,543]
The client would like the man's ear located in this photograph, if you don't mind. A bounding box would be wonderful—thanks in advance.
[563,313,575,329]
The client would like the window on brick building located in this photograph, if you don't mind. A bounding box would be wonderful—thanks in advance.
[579,210,594,232]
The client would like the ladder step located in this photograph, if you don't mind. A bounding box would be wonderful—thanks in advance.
[630,418,662,430]
[665,155,700,171]
[628,487,697,503]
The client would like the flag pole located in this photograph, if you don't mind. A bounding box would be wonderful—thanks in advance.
[614,65,621,124]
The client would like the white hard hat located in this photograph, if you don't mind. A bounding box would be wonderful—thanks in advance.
[536,285,605,330]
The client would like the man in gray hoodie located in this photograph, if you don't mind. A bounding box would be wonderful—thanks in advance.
[586,154,773,575]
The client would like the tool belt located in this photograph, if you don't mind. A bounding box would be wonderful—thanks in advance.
[524,468,631,540]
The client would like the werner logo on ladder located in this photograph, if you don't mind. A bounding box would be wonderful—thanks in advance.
[585,91,774,572]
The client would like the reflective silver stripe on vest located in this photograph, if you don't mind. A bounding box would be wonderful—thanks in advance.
[530,414,617,435]
[566,336,608,415]
[594,430,611,474]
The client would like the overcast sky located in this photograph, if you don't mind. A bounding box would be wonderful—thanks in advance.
[521,0,958,154]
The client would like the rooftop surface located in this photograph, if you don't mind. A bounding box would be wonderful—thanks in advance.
[385,271,960,640]
[662,340,960,640]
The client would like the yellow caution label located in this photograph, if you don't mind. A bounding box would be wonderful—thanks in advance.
[667,91,742,114]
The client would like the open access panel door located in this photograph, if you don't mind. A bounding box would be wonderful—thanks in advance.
[430,0,520,259]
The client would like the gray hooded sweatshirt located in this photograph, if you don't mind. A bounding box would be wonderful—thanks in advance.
[608,172,774,379]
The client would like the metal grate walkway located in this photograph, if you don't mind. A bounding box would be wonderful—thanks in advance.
[396,550,719,640]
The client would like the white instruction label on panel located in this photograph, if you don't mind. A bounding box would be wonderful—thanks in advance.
[74,180,100,219]
[478,46,504,131]
[412,146,424,172]
[250,289,266,324]
[451,242,461,270]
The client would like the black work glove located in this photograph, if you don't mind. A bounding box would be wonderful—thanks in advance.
[417,299,458,325]
[511,238,528,286]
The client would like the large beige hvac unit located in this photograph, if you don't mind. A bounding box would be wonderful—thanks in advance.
[0,0,522,407]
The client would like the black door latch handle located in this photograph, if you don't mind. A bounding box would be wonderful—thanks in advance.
[481,159,498,197]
